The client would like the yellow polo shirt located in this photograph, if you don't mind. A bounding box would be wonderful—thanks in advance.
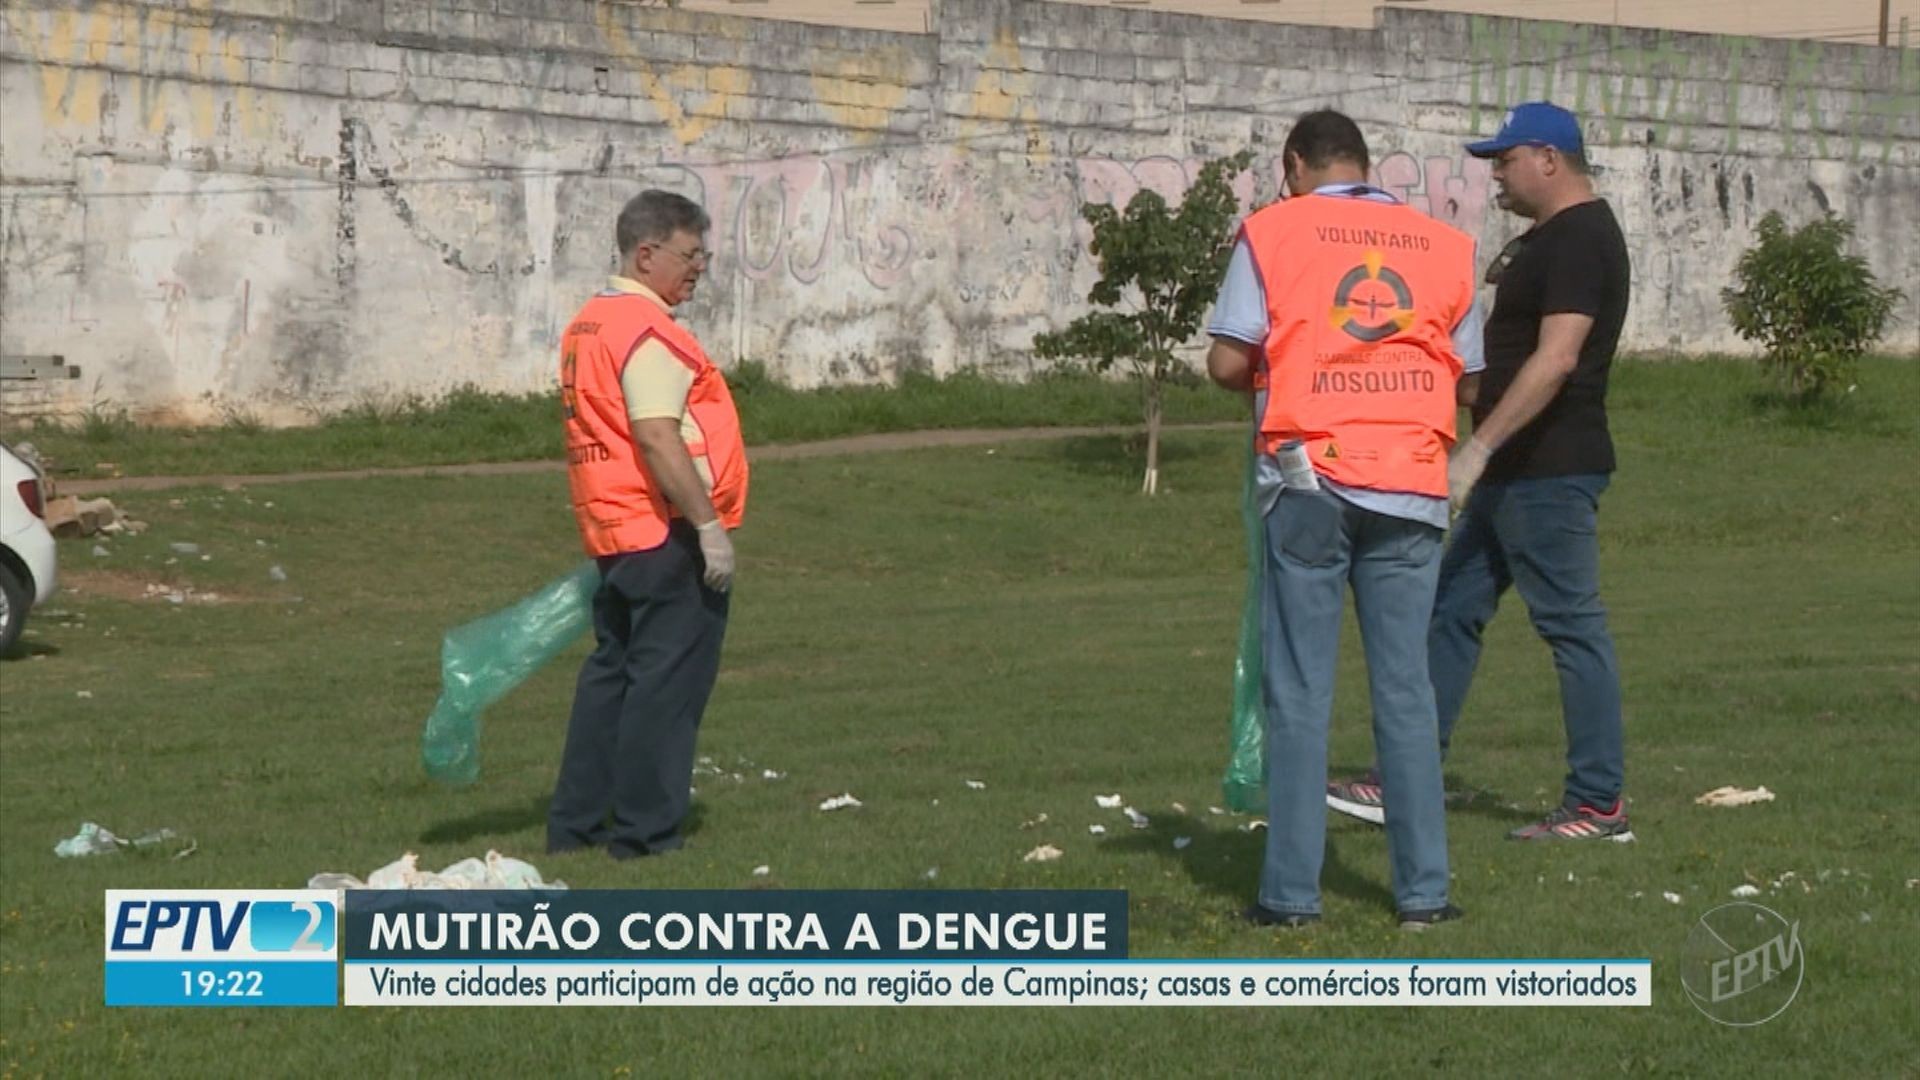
[608,276,711,488]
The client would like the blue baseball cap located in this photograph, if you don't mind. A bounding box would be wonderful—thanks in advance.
[1465,102,1584,158]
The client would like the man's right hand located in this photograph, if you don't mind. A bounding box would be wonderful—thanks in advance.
[1448,436,1493,514]
[695,519,735,592]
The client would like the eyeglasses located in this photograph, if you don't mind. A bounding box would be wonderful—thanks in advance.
[652,242,712,267]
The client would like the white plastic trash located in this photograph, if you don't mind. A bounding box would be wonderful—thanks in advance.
[314,850,566,891]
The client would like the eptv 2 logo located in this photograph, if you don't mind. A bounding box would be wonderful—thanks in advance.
[104,891,339,1007]
[107,891,337,958]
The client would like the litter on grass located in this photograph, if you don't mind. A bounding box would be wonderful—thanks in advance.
[308,851,565,890]
[1694,785,1775,807]
[55,822,193,859]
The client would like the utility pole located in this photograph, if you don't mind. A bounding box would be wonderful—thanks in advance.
[1880,0,1891,45]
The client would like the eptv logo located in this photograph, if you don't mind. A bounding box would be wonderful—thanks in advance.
[106,891,337,960]
[1680,901,1805,1027]
[104,890,339,1007]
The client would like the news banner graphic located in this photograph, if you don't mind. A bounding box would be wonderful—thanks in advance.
[104,891,338,1006]
[339,890,1648,1007]
[104,890,1651,1007]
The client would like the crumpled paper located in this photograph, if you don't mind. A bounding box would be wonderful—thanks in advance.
[1695,785,1775,807]
[307,850,567,890]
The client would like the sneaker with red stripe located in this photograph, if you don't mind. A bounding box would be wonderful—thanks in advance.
[1326,772,1385,825]
[1506,800,1634,842]
[1327,773,1480,826]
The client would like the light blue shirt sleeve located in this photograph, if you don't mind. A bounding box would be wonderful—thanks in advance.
[1453,293,1486,375]
[1206,237,1269,345]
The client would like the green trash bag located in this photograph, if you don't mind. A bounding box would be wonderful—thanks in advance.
[422,560,602,787]
[1222,435,1266,813]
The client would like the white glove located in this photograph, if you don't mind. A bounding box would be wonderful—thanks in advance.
[1448,437,1493,514]
[695,519,735,593]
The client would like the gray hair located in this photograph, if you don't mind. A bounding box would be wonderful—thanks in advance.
[615,190,710,256]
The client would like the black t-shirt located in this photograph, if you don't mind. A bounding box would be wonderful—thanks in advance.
[1474,198,1631,480]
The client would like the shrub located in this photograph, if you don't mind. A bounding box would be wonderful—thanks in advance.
[1722,211,1902,402]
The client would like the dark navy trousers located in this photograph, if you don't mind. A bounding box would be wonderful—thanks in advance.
[548,522,729,858]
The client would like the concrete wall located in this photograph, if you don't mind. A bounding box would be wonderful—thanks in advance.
[668,0,1920,45]
[1043,0,1920,42]
[2,0,1916,421]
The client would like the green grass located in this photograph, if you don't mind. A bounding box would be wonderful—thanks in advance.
[3,366,1245,481]
[1,358,1917,1074]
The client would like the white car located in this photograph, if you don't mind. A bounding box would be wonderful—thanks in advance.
[1,441,59,656]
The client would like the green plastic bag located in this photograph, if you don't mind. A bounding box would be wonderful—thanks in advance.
[1222,435,1266,812]
[422,560,602,786]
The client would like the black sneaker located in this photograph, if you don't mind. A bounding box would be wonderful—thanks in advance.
[1243,905,1320,929]
[1506,799,1634,842]
[1397,903,1464,931]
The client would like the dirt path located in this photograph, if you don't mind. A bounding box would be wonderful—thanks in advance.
[56,422,1242,496]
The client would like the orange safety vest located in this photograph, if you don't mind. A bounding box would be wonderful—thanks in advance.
[1241,194,1476,498]
[559,292,748,557]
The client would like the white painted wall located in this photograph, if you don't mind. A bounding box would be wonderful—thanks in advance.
[2,0,1915,421]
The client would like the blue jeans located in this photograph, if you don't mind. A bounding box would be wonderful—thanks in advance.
[1429,474,1623,810]
[1259,488,1451,916]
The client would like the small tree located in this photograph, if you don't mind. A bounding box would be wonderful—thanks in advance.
[1722,211,1903,403]
[1034,151,1252,494]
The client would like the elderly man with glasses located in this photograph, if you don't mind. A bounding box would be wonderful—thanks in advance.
[550,188,749,860]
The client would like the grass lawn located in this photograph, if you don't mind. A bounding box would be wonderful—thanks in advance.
[4,366,1246,481]
[1,358,1915,1074]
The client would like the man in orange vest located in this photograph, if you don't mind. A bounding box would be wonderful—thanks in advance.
[1207,110,1479,929]
[549,189,749,860]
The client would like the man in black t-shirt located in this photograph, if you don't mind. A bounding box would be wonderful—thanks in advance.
[1326,102,1634,842]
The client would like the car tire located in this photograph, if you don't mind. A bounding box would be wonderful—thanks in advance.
[0,562,28,657]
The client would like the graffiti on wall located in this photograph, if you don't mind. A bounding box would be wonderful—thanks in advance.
[1060,152,1492,236]
[5,2,275,139]
[672,155,916,291]
[6,0,1916,417]
[5,0,916,149]
[1466,17,1920,162]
